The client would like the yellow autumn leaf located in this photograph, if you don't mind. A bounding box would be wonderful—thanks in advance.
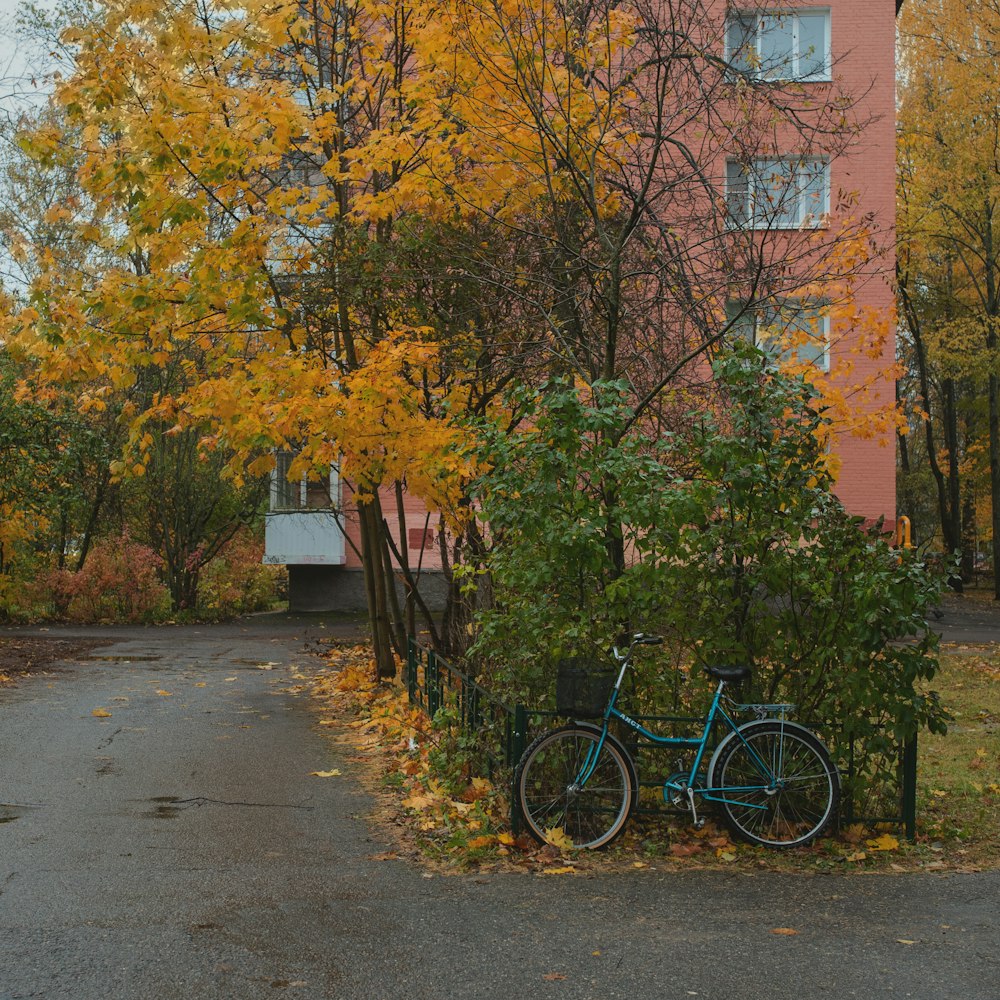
[770,928,799,936]
[195,682,207,688]
[92,708,112,718]
[543,826,575,851]
[846,851,867,862]
[466,835,495,850]
[541,866,576,875]
[309,769,342,778]
[402,791,436,811]
[866,833,900,852]
[497,832,516,846]
[155,689,172,697]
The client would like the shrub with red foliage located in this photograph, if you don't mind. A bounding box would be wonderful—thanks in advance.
[42,534,170,623]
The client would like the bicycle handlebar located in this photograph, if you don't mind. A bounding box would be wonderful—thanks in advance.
[613,632,663,656]
[630,632,663,646]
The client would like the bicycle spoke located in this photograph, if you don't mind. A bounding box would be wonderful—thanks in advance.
[516,726,635,849]
[713,722,839,847]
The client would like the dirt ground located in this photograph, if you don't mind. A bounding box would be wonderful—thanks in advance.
[0,636,110,681]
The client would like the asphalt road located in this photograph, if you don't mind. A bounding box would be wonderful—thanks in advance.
[1,617,998,1000]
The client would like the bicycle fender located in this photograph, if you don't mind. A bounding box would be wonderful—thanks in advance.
[706,718,822,789]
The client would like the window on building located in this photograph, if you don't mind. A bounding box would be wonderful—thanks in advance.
[726,157,828,229]
[273,451,334,510]
[726,9,831,81]
[726,299,829,369]
[274,450,301,510]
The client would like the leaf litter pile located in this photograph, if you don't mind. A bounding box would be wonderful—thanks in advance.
[309,644,999,876]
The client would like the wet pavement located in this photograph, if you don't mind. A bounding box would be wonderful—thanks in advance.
[932,593,1000,647]
[1,613,998,999]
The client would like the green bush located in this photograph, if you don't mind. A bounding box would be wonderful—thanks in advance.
[470,346,947,811]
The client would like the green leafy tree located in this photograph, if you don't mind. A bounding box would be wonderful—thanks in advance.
[472,347,946,809]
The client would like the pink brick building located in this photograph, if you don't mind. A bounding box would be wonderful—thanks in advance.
[823,0,899,523]
[266,0,900,609]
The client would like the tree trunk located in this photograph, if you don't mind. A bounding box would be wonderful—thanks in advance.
[983,204,999,600]
[989,370,1000,600]
[896,380,917,534]
[898,273,960,564]
[942,377,965,590]
[357,495,397,679]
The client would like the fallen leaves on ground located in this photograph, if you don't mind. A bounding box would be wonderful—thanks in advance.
[770,928,799,936]
[92,708,112,718]
[309,645,511,869]
[867,834,900,852]
[306,642,991,876]
[309,769,342,778]
[543,827,575,851]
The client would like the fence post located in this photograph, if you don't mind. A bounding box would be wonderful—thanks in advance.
[844,735,856,826]
[902,733,918,841]
[406,637,417,704]
[428,650,440,718]
[509,704,528,834]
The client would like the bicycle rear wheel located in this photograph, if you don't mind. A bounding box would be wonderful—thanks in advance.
[709,721,839,848]
[515,724,636,850]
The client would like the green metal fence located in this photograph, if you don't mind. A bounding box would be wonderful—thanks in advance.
[405,638,918,839]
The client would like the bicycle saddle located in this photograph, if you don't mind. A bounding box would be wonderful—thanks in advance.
[704,664,751,682]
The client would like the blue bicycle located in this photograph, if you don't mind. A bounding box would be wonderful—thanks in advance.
[514,633,841,849]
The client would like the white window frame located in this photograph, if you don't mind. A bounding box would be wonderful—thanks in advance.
[727,299,830,371]
[726,157,829,229]
[726,9,832,83]
[271,450,337,511]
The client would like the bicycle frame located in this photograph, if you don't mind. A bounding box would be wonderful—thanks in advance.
[574,646,791,821]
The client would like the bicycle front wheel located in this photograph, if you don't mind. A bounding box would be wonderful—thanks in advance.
[515,724,636,850]
[709,721,840,848]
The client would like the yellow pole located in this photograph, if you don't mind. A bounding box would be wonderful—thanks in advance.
[895,515,912,549]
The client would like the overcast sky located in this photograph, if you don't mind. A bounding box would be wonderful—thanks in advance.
[1,0,57,114]
[1,0,30,78]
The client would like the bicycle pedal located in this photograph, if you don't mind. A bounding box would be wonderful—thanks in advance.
[693,819,706,830]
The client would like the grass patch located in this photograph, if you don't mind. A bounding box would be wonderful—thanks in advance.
[918,649,1000,864]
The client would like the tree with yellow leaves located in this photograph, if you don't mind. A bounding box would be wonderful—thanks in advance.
[4,0,903,672]
[897,0,1000,591]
